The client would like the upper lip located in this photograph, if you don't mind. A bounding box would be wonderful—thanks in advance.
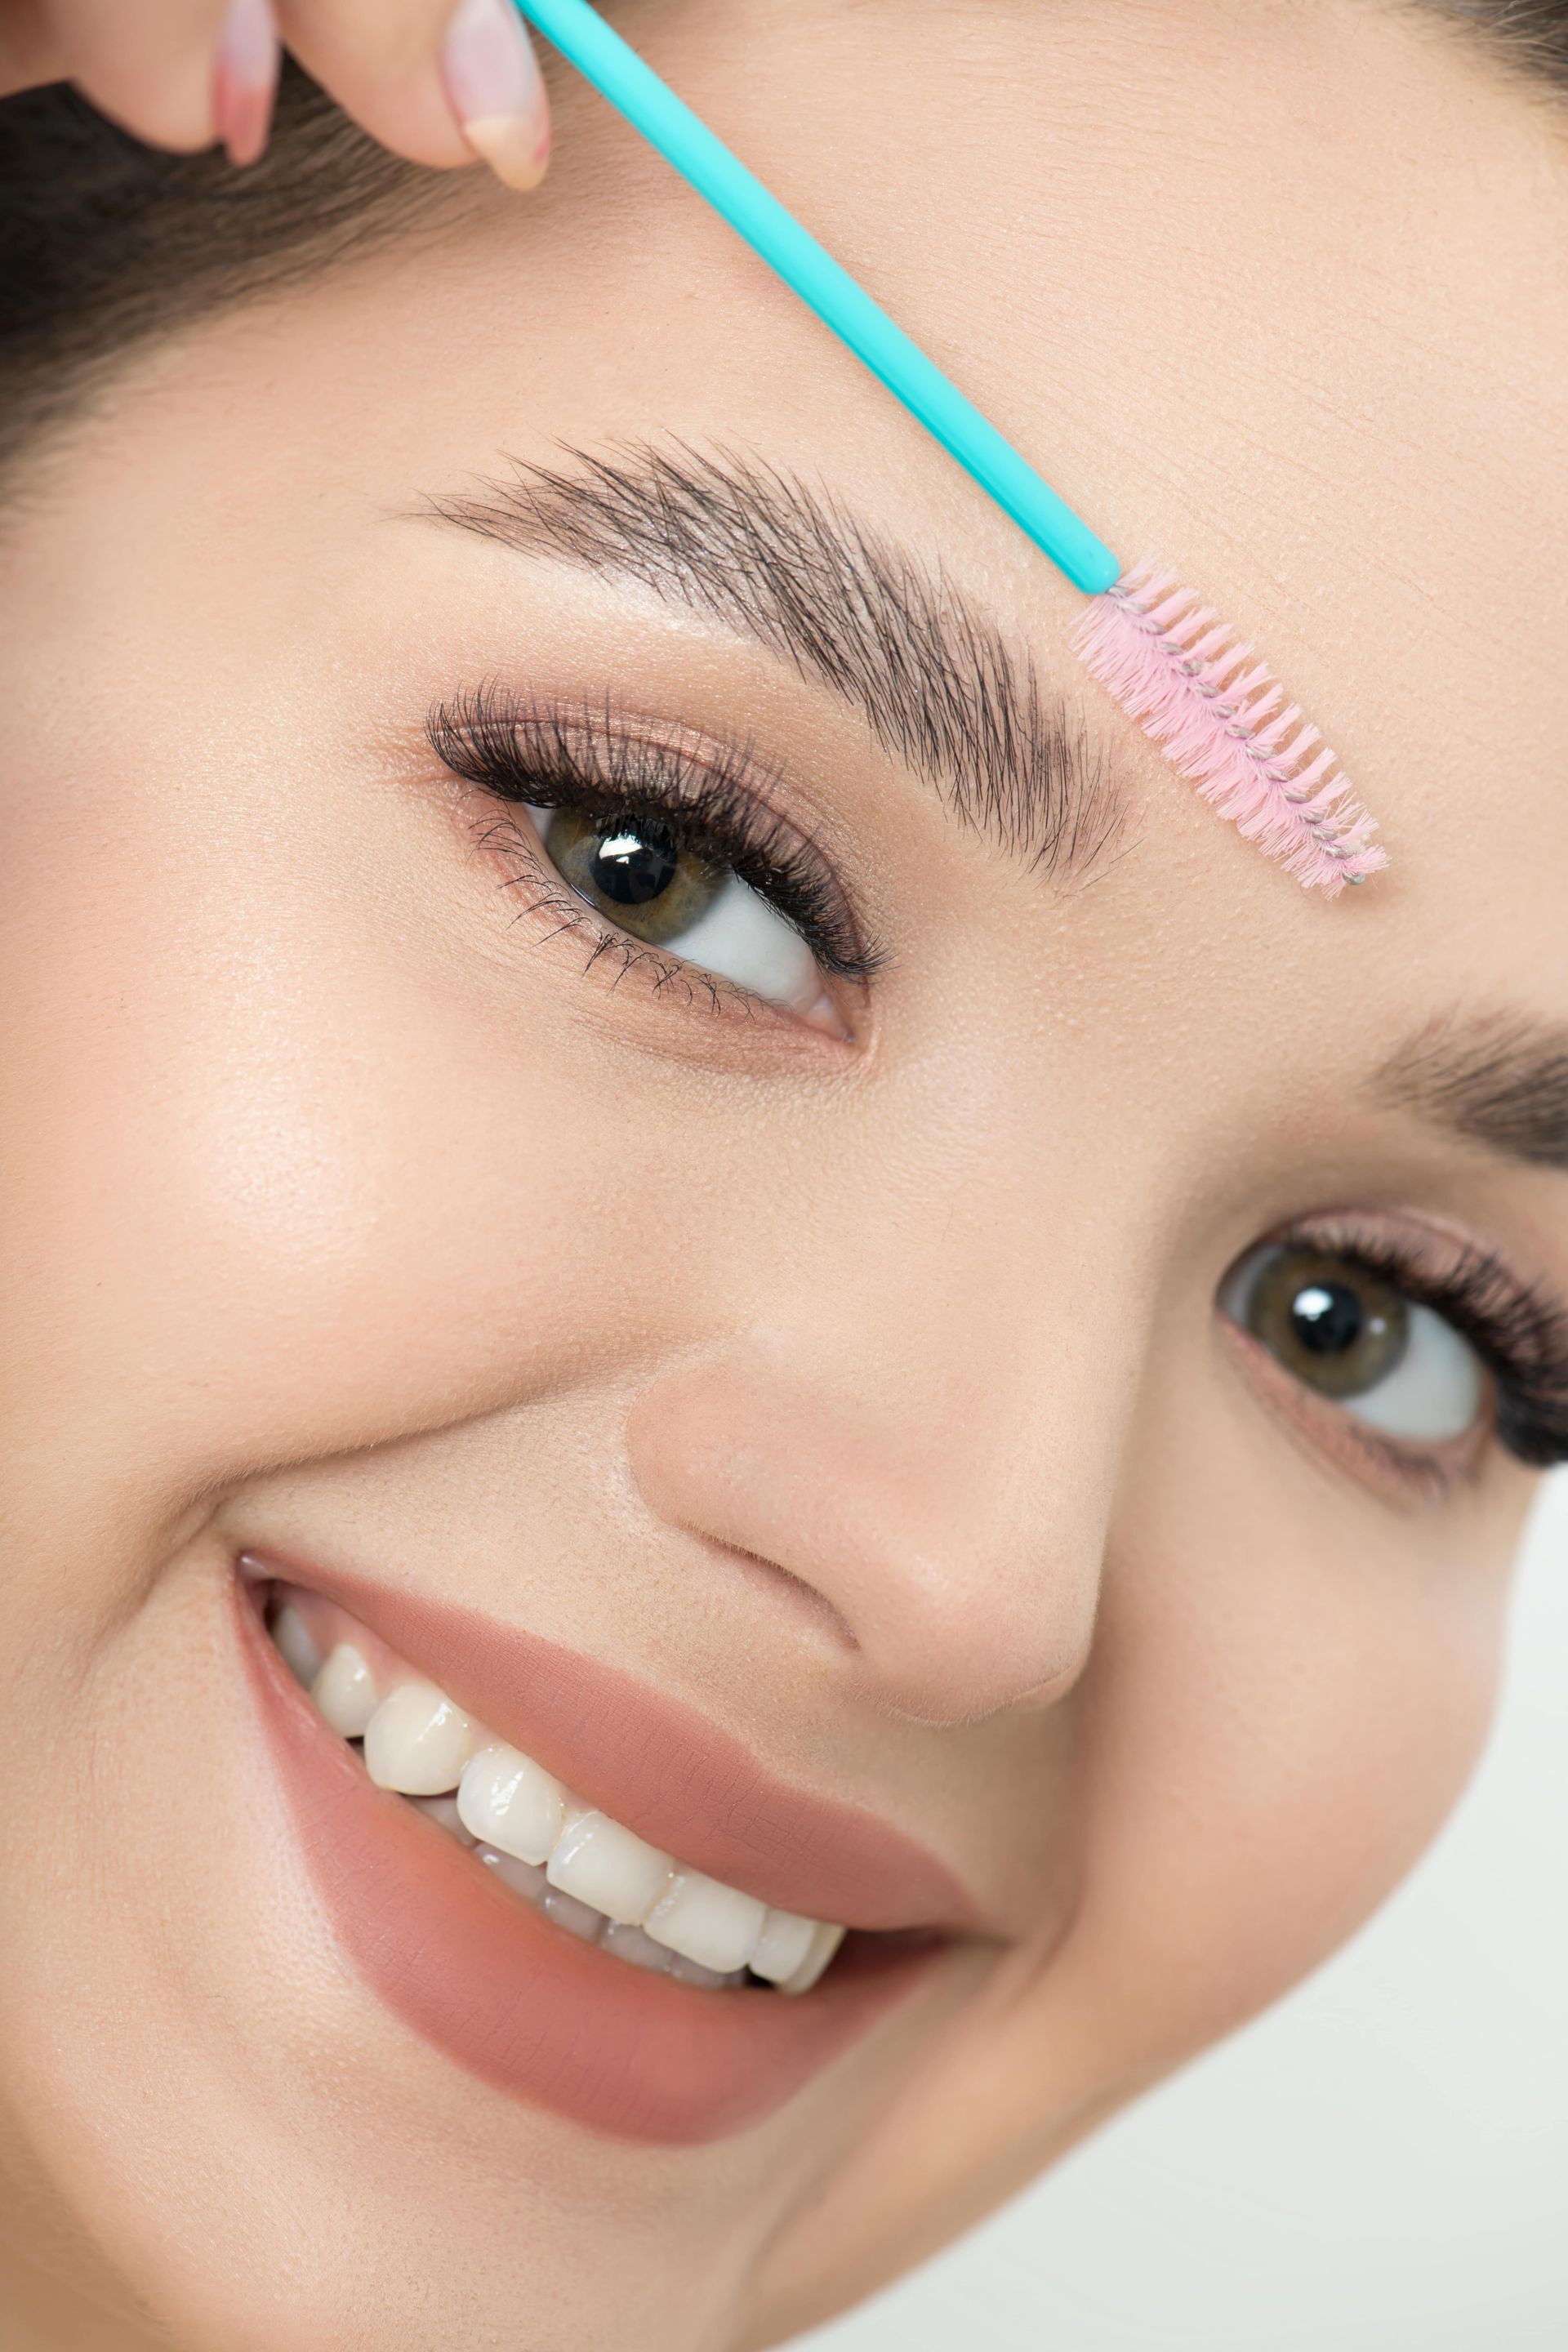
[241,1548,977,1935]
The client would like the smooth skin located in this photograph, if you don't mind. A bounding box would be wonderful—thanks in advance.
[2,2,1566,2346]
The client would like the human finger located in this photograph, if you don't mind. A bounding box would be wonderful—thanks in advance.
[275,0,550,189]
[11,0,229,149]
[0,0,69,97]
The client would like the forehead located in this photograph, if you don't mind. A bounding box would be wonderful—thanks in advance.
[45,0,1568,1070]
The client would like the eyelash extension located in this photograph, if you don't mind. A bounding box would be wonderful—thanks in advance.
[1289,1216,1568,1470]
[426,684,883,987]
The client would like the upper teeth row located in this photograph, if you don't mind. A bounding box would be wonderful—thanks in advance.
[275,1607,844,1995]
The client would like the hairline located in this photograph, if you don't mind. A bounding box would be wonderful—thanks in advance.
[2,3,1566,486]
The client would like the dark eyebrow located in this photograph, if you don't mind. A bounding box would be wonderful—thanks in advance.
[1379,1013,1568,1174]
[422,441,1124,882]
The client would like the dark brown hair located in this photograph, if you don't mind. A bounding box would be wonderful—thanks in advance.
[0,65,443,470]
[0,3,1563,474]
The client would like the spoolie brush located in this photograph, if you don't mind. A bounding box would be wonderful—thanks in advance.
[513,0,1387,897]
[1071,564,1386,894]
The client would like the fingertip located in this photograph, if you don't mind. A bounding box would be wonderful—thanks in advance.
[274,0,471,173]
[461,109,550,191]
[213,0,280,167]
[32,2,211,153]
[73,65,219,154]
[441,0,551,191]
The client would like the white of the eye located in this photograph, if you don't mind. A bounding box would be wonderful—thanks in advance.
[643,871,822,1009]
[527,810,822,1012]
[1341,1301,1482,1441]
[1219,1250,1267,1325]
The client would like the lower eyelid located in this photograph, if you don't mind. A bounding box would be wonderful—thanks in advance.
[1216,1310,1490,1503]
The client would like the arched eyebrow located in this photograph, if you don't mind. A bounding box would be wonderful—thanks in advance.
[1379,1014,1568,1173]
[420,440,1125,884]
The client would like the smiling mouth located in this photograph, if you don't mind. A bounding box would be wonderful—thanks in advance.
[269,1583,848,1996]
[234,1554,964,2143]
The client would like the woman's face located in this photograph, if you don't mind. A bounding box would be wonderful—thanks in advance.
[2,2,1564,2345]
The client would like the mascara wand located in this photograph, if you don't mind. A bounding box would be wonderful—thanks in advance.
[511,0,1387,896]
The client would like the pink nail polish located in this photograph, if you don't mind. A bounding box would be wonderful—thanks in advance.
[213,0,279,169]
[441,0,551,193]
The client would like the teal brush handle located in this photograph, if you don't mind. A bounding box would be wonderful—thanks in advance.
[511,0,1122,598]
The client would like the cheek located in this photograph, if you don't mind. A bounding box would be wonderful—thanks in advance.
[1064,1417,1516,2066]
[0,746,704,1598]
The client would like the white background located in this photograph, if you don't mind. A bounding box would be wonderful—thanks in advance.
[796,1473,1568,2351]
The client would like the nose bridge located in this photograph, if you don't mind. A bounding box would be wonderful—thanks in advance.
[626,1152,1133,1726]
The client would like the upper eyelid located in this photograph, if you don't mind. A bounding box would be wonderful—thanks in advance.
[428,689,770,815]
[430,687,784,825]
[1279,1211,1561,1358]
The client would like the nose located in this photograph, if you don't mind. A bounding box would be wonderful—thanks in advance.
[626,1312,1126,1727]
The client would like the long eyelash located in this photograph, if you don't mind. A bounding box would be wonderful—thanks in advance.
[1293,1216,1568,1469]
[426,684,882,984]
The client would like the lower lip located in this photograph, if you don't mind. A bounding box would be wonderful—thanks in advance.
[234,1571,934,2145]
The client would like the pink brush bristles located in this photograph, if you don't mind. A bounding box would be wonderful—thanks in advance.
[1071,560,1388,898]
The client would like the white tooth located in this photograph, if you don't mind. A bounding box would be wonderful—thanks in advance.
[273,1604,323,1689]
[310,1642,380,1737]
[546,1811,673,1926]
[748,1908,820,1986]
[363,1680,480,1796]
[644,1873,766,1975]
[474,1843,548,1904]
[601,1922,674,1975]
[779,1922,845,1996]
[457,1744,564,1865]
[409,1794,477,1847]
[667,1953,746,1990]
[542,1886,605,1943]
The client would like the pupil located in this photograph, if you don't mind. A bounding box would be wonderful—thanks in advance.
[590,822,679,907]
[1290,1281,1364,1356]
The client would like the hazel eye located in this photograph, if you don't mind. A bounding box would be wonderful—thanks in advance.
[530,806,825,1013]
[1222,1245,1485,1443]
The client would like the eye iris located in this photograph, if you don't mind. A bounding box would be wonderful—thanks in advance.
[541,808,724,945]
[1249,1249,1409,1399]
[590,822,679,907]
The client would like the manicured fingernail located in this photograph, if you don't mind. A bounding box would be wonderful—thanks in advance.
[442,0,550,191]
[213,0,279,168]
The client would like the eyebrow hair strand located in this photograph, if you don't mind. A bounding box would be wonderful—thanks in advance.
[1379,1012,1568,1173]
[423,440,1125,884]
